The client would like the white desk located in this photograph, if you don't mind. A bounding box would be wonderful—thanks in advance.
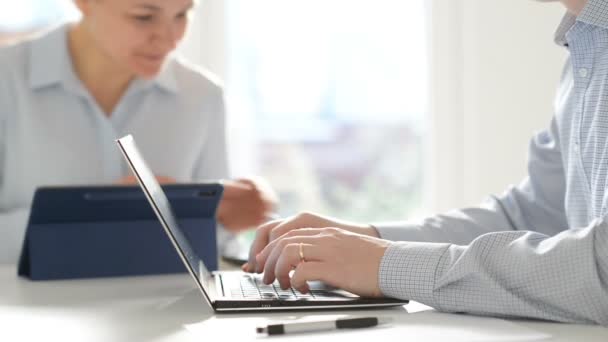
[0,265,606,342]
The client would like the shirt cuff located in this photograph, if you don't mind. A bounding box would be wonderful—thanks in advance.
[378,241,452,307]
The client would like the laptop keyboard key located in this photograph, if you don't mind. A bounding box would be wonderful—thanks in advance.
[260,292,278,299]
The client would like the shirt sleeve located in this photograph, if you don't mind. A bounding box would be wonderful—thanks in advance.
[0,81,4,191]
[378,219,608,325]
[0,209,30,265]
[374,117,569,245]
[0,62,25,265]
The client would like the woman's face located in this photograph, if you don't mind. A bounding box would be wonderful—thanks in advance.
[76,0,194,78]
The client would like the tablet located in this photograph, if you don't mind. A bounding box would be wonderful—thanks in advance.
[19,183,223,280]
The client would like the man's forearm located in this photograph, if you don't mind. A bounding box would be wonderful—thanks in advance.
[379,219,608,325]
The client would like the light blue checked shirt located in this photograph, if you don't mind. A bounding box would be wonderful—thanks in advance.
[0,24,229,264]
[376,1,608,325]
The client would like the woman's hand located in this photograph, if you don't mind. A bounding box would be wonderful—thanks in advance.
[252,227,392,298]
[117,175,276,232]
[217,177,278,233]
[243,212,379,273]
[116,175,176,185]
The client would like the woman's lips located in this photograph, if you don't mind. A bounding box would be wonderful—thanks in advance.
[138,54,165,62]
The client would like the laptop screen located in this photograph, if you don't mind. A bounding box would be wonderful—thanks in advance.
[116,135,215,305]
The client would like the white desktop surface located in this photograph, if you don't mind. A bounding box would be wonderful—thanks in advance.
[0,264,606,342]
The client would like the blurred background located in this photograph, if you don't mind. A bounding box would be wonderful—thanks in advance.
[0,0,566,224]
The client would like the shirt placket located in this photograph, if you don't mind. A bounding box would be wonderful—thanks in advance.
[567,24,596,222]
[73,84,130,183]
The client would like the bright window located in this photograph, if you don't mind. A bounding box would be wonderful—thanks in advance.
[0,0,77,32]
[1,0,430,223]
[226,0,429,221]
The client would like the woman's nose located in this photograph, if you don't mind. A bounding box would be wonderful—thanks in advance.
[151,24,179,50]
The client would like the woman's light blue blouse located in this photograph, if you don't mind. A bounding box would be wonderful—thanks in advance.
[0,24,229,263]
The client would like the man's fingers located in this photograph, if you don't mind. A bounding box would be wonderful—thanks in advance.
[267,218,310,243]
[257,228,323,270]
[274,242,325,289]
[246,213,329,273]
[245,219,283,272]
[251,218,301,272]
[262,236,324,284]
[290,261,331,293]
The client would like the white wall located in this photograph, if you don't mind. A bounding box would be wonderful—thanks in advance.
[429,0,567,213]
[178,0,259,177]
[180,0,568,214]
[178,0,226,79]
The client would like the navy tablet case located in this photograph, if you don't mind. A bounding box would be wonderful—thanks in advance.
[18,183,223,281]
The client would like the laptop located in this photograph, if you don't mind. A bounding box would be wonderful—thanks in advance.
[116,134,408,312]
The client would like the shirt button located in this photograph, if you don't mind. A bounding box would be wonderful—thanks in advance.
[578,68,589,78]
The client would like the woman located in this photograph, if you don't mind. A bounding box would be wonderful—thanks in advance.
[0,0,277,263]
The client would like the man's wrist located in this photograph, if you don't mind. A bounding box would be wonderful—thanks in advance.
[367,224,381,238]
[378,241,451,305]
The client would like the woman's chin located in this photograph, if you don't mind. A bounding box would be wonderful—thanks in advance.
[135,67,162,80]
[129,60,165,79]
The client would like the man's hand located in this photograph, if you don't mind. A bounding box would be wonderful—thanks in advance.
[217,177,278,233]
[242,212,379,273]
[250,227,392,298]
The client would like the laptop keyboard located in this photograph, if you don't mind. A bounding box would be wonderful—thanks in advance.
[230,274,323,300]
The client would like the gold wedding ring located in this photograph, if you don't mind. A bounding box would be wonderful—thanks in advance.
[299,243,306,263]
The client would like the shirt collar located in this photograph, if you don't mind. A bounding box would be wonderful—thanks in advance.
[554,14,576,47]
[28,24,179,95]
[554,0,608,47]
[152,56,179,94]
[577,0,608,29]
[28,24,73,90]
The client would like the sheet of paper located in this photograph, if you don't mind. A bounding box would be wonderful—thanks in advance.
[185,311,552,341]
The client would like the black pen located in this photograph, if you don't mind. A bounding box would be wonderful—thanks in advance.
[256,316,393,336]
